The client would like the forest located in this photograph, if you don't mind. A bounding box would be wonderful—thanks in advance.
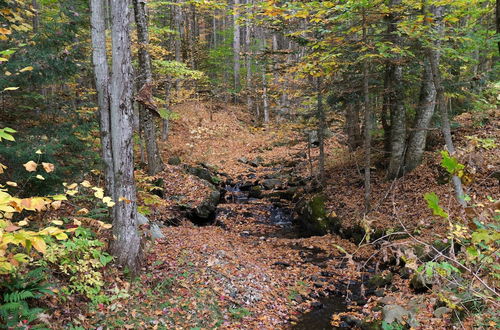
[0,0,499,328]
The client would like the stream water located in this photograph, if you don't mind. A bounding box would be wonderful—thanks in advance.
[218,183,350,329]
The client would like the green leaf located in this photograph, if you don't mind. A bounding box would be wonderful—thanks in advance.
[424,192,448,218]
[440,150,464,175]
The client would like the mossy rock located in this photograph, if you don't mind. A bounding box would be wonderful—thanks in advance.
[367,273,394,289]
[296,194,340,235]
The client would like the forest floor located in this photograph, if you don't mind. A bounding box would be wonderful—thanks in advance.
[55,101,498,329]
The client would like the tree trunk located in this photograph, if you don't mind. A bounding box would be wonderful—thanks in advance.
[233,0,241,95]
[110,0,141,272]
[497,0,500,55]
[262,69,269,123]
[317,77,325,186]
[245,0,253,113]
[404,61,436,173]
[427,6,466,206]
[362,9,371,214]
[162,80,172,141]
[386,0,406,180]
[133,0,164,176]
[345,101,361,151]
[90,0,115,198]
[32,0,40,33]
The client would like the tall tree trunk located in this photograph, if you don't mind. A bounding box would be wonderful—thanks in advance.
[317,77,325,186]
[345,101,361,151]
[362,9,371,213]
[162,80,172,141]
[245,0,253,113]
[90,0,115,198]
[404,61,436,172]
[133,0,164,176]
[386,0,406,180]
[32,0,40,33]
[233,0,241,95]
[110,0,141,272]
[427,6,466,206]
[262,69,269,123]
[497,0,500,55]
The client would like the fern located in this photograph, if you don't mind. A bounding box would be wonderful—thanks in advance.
[0,267,53,328]
[3,290,35,303]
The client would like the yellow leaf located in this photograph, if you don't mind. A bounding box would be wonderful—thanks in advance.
[102,196,115,207]
[55,232,68,240]
[42,162,54,173]
[6,181,17,187]
[51,219,63,225]
[36,174,45,180]
[4,71,11,76]
[31,236,46,254]
[0,28,12,35]
[66,189,78,196]
[52,194,67,201]
[0,163,6,174]
[17,220,28,226]
[51,200,62,210]
[73,219,82,226]
[92,187,104,199]
[23,160,37,172]
[67,183,78,190]
[3,87,19,91]
[35,149,43,154]
[80,180,92,188]
[0,58,8,62]
[19,66,33,72]
[76,208,89,215]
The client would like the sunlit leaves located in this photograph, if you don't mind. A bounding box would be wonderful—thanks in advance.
[0,127,16,141]
[23,160,37,172]
[424,192,448,218]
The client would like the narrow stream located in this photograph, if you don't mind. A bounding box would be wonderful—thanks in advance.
[218,182,350,329]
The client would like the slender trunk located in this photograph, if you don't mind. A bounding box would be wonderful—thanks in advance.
[345,101,361,151]
[386,0,406,179]
[233,0,241,94]
[32,0,40,33]
[162,80,172,140]
[133,0,164,176]
[109,0,141,272]
[497,0,500,55]
[90,0,115,198]
[262,70,269,123]
[245,0,253,113]
[381,65,392,153]
[173,0,182,92]
[362,9,371,213]
[427,6,466,206]
[404,61,436,172]
[317,77,325,186]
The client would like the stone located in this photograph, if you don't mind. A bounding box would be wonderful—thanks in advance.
[433,307,452,318]
[167,156,181,165]
[150,223,165,239]
[367,273,393,289]
[248,185,263,198]
[237,157,248,164]
[382,304,409,324]
[137,213,149,226]
[410,273,432,292]
[249,156,264,167]
[295,194,340,236]
[262,179,283,190]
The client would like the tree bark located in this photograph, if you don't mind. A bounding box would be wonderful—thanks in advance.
[110,0,141,272]
[317,77,325,186]
[233,0,241,94]
[362,9,371,213]
[404,61,436,173]
[427,6,466,206]
[133,0,164,176]
[245,0,253,113]
[90,0,115,198]
[386,0,406,180]
[345,101,361,151]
